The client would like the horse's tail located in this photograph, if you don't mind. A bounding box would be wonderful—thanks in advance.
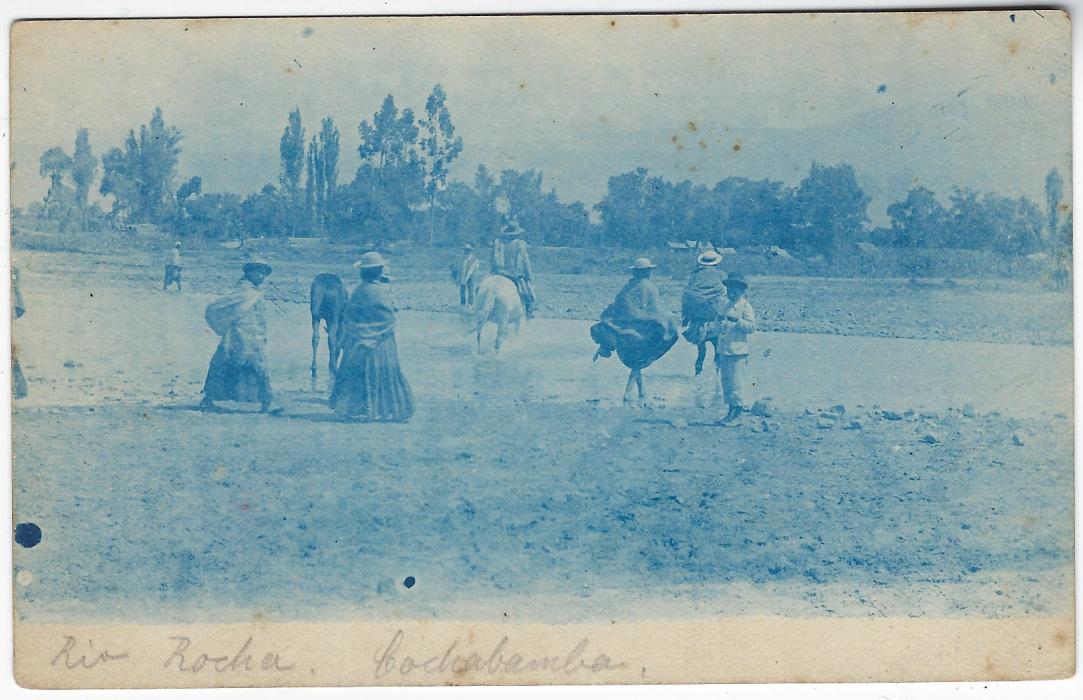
[470,279,497,332]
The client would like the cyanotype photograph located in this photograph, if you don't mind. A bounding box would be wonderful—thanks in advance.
[7,10,1075,687]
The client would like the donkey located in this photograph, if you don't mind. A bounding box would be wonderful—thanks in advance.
[468,274,524,353]
[310,273,347,385]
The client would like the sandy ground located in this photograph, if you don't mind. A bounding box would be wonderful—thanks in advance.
[10,250,1075,623]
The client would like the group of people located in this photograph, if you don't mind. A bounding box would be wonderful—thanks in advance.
[12,221,753,424]
[591,248,756,422]
[199,252,415,422]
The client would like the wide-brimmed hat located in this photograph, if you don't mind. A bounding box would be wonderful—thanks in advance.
[500,222,526,237]
[463,243,473,251]
[724,271,748,288]
[353,251,389,269]
[629,257,658,270]
[242,257,272,274]
[173,241,181,247]
[697,250,723,266]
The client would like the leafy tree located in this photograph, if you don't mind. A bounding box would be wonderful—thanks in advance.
[595,168,652,248]
[420,84,464,243]
[100,108,183,225]
[886,186,950,248]
[312,117,339,231]
[241,184,288,238]
[279,108,306,234]
[1045,168,1064,246]
[792,162,870,258]
[70,128,98,210]
[39,147,71,188]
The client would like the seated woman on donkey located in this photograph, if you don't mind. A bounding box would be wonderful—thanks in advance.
[590,257,679,405]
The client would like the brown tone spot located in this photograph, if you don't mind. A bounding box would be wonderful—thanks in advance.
[689,166,697,172]
[671,135,679,144]
[598,115,609,124]
[1008,41,1019,55]
[519,82,526,89]
[609,20,617,27]
[698,140,707,149]
[1054,630,1068,647]
[687,121,698,132]
[676,144,684,151]
[1059,203,1069,213]
[732,142,741,152]
[670,17,681,29]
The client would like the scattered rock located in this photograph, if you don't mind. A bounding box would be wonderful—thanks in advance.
[1011,434,1025,446]
[63,360,81,368]
[882,410,903,421]
[831,404,846,414]
[919,434,939,445]
[844,420,863,430]
[750,419,770,433]
[670,417,688,429]
[750,398,773,417]
[962,403,977,418]
[903,409,915,417]
[918,411,939,420]
[816,416,835,430]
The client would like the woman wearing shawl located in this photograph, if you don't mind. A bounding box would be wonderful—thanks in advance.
[200,258,276,413]
[331,252,415,422]
[680,249,727,375]
[590,257,679,404]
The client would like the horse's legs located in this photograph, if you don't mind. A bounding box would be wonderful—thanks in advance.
[476,322,484,353]
[495,318,507,352]
[635,370,645,400]
[694,342,707,375]
[310,317,320,380]
[326,319,339,378]
[623,370,637,404]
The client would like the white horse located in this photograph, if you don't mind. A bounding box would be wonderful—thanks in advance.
[468,274,524,352]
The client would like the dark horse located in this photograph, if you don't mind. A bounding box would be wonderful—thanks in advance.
[310,273,347,385]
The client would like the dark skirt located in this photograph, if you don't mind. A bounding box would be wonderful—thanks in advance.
[331,336,415,422]
[202,344,272,404]
[591,319,678,370]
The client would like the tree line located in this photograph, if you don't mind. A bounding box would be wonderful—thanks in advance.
[22,85,1070,259]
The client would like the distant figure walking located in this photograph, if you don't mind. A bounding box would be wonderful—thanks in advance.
[11,265,28,399]
[331,252,415,422]
[591,257,679,405]
[469,274,524,353]
[309,273,347,383]
[680,249,727,375]
[713,272,757,422]
[163,241,183,291]
[495,221,537,320]
[200,258,277,413]
[458,243,481,306]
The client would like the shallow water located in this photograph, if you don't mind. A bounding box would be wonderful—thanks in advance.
[15,284,1072,419]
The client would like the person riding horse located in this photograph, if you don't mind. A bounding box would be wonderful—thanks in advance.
[492,221,536,320]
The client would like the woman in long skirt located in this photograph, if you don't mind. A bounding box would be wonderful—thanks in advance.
[330,252,415,422]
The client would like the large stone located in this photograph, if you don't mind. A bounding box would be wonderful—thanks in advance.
[962,403,977,418]
[882,410,903,421]
[919,434,939,445]
[1011,434,1025,447]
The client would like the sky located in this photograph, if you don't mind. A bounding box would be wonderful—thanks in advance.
[9,11,1072,225]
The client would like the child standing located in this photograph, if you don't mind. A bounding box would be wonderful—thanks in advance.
[714,272,756,422]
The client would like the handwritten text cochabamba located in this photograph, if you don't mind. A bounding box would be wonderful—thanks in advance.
[373,629,626,679]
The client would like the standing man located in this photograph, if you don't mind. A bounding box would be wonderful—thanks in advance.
[499,221,537,320]
[458,243,481,306]
[199,258,278,414]
[714,272,757,423]
[164,241,183,292]
[11,265,28,399]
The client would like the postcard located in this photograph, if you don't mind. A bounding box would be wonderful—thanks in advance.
[8,11,1074,687]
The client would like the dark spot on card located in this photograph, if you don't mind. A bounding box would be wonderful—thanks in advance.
[877,84,887,93]
[15,522,41,548]
[403,576,416,588]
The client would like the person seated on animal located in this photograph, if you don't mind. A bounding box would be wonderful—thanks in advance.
[330,252,415,422]
[457,243,481,306]
[163,241,183,291]
[680,248,726,375]
[590,257,679,405]
[712,271,757,423]
[496,221,537,320]
[200,258,280,414]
